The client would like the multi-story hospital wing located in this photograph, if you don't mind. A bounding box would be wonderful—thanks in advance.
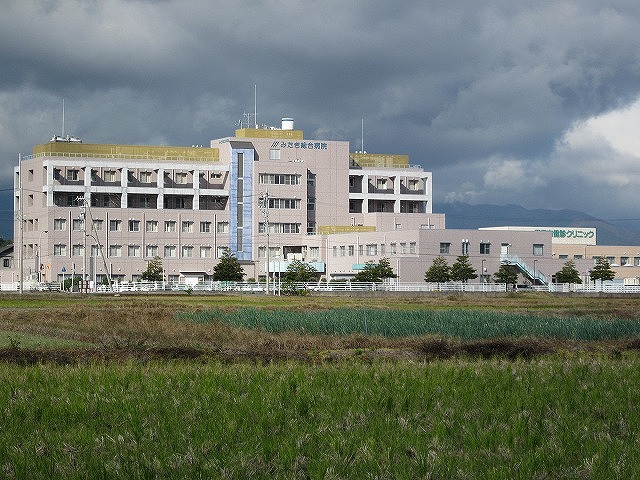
[16,118,467,285]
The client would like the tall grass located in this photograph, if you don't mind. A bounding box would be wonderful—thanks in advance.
[1,359,640,479]
[178,307,640,340]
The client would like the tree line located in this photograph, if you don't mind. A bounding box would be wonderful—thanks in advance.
[140,250,616,289]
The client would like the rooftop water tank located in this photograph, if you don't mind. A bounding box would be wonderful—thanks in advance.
[281,118,294,130]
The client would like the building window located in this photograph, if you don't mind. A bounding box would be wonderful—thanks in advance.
[182,246,194,258]
[54,244,66,256]
[182,221,194,233]
[621,256,630,266]
[390,243,397,255]
[128,245,141,257]
[53,218,66,231]
[358,244,364,256]
[139,171,152,183]
[216,222,228,233]
[3,258,10,268]
[200,246,212,258]
[376,178,387,189]
[635,257,640,266]
[258,246,266,258]
[408,179,420,191]
[104,170,116,182]
[573,254,583,260]
[339,246,346,257]
[400,243,407,254]
[217,246,228,258]
[175,172,188,184]
[307,197,315,211]
[380,244,386,256]
[146,245,158,258]
[146,220,158,232]
[367,244,378,256]
[269,149,281,160]
[606,256,615,264]
[258,173,300,185]
[72,244,84,256]
[307,221,316,235]
[109,219,121,232]
[480,243,491,255]
[559,255,568,260]
[333,246,337,257]
[200,221,212,233]
[533,244,544,256]
[268,198,300,209]
[410,242,416,254]
[348,245,355,256]
[461,242,470,255]
[93,219,103,231]
[440,242,450,254]
[258,223,300,234]
[164,245,177,258]
[128,220,140,232]
[164,221,176,232]
[72,219,84,231]
[310,247,319,259]
[66,169,79,181]
[109,245,122,257]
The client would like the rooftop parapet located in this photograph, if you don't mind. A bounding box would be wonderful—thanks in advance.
[318,225,376,235]
[234,128,304,140]
[350,153,410,168]
[31,143,219,162]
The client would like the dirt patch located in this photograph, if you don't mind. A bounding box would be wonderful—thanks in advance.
[1,336,639,366]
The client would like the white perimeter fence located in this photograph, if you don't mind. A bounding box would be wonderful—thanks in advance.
[2,280,640,294]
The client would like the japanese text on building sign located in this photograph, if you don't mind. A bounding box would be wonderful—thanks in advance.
[553,229,594,238]
[271,141,328,150]
[538,229,595,238]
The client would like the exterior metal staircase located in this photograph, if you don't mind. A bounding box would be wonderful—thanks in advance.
[500,254,549,285]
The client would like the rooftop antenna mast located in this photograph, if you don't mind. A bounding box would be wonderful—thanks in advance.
[254,84,258,129]
[361,118,364,153]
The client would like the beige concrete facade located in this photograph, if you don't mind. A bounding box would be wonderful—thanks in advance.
[551,244,640,284]
[14,121,593,287]
[14,122,447,285]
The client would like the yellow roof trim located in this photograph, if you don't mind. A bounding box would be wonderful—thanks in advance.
[234,128,304,140]
[318,225,376,235]
[32,143,219,161]
[350,153,409,168]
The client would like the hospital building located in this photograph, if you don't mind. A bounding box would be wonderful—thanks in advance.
[12,117,637,288]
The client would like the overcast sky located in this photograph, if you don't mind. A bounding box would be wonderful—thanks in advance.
[2,0,640,235]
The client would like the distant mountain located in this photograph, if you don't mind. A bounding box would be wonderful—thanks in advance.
[438,203,640,246]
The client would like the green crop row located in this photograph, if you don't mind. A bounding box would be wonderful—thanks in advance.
[1,359,640,479]
[178,307,640,340]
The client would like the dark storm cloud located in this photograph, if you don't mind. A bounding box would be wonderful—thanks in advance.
[2,0,640,223]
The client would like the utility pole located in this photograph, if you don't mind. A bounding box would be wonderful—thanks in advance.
[18,153,23,294]
[84,197,112,291]
[258,191,270,295]
[79,197,87,292]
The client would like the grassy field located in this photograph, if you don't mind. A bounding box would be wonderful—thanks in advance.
[2,292,640,478]
[2,359,640,479]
